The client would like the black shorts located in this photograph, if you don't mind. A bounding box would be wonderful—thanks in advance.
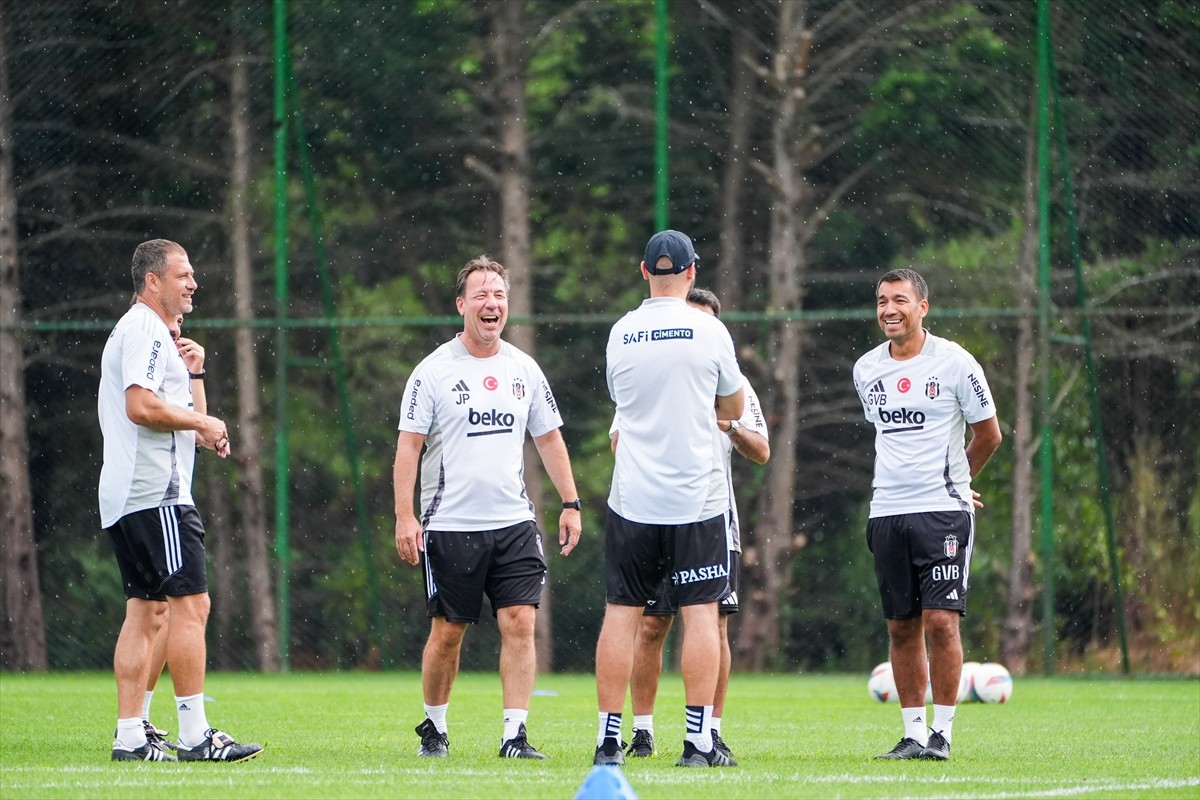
[423,521,546,624]
[866,511,974,619]
[643,549,741,617]
[605,509,729,608]
[106,505,208,600]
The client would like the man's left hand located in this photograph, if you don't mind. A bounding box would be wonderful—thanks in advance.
[558,509,581,556]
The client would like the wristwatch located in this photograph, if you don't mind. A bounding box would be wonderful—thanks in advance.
[562,499,582,510]
[725,420,740,436]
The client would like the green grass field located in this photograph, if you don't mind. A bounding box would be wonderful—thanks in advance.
[1,671,1197,799]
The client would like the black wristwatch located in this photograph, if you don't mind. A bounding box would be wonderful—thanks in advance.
[562,499,582,510]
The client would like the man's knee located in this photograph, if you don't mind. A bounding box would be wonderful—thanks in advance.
[637,615,674,647]
[497,605,536,641]
[887,616,924,647]
[923,610,961,646]
[428,618,469,651]
[167,592,210,626]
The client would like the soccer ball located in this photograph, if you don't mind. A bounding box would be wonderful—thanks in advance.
[959,661,982,702]
[972,662,1013,703]
[868,661,898,702]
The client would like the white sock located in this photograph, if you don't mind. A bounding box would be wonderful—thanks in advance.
[931,704,956,743]
[424,702,449,734]
[116,716,147,749]
[502,708,528,743]
[632,714,654,736]
[711,716,722,736]
[175,692,210,748]
[598,711,622,746]
[141,690,154,723]
[684,705,713,752]
[901,706,929,746]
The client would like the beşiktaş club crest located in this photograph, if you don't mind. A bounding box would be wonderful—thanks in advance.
[926,378,940,400]
[944,534,958,558]
[512,378,525,400]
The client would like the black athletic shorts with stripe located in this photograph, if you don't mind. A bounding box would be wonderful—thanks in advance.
[106,505,209,600]
[605,509,730,608]
[422,521,547,624]
[643,549,741,617]
[866,510,974,619]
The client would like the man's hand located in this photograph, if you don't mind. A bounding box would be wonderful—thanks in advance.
[176,335,205,375]
[195,415,231,459]
[558,508,581,556]
[395,516,424,566]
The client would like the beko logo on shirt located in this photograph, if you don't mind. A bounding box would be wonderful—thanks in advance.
[146,339,163,379]
[466,407,515,436]
[622,328,694,344]
[879,407,926,433]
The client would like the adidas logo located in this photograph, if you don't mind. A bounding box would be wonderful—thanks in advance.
[870,380,885,394]
[178,703,191,711]
[453,380,469,393]
[946,590,959,600]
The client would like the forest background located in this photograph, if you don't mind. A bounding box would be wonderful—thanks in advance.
[1,0,1196,677]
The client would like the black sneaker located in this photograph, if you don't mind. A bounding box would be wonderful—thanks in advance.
[415,719,449,757]
[675,739,733,767]
[499,723,547,759]
[627,728,654,758]
[112,740,177,762]
[711,730,738,766]
[144,720,178,752]
[874,737,925,760]
[177,728,262,762]
[593,736,626,766]
[920,731,951,760]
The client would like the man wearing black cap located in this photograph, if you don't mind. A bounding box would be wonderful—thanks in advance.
[594,230,745,768]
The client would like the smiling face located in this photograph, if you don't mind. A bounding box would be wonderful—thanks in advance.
[456,267,508,357]
[138,249,197,323]
[877,278,928,354]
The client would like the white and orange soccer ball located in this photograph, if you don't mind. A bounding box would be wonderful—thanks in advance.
[868,661,898,702]
[959,661,982,702]
[972,662,1014,703]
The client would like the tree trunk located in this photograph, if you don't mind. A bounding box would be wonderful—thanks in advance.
[733,4,811,670]
[482,0,552,672]
[229,24,279,671]
[1000,98,1039,673]
[715,27,754,309]
[0,2,48,672]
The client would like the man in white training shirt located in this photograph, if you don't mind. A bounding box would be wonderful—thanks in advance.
[623,287,770,765]
[853,268,1002,761]
[595,231,745,768]
[99,239,261,763]
[394,255,582,761]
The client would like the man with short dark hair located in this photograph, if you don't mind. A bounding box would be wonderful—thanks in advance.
[100,239,261,763]
[854,268,1002,761]
[595,231,745,768]
[394,255,582,760]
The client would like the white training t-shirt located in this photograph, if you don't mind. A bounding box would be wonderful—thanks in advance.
[853,330,996,518]
[98,303,197,528]
[723,378,769,552]
[606,297,744,524]
[398,335,563,532]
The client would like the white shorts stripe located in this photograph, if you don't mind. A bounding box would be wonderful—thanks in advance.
[159,507,182,576]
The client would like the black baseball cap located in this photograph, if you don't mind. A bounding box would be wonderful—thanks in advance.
[643,230,698,275]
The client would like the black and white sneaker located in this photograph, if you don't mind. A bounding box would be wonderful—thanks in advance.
[177,728,262,762]
[498,723,547,759]
[593,736,626,766]
[144,721,178,752]
[875,737,925,760]
[415,719,449,757]
[626,728,654,758]
[675,739,733,767]
[112,740,177,762]
[920,731,951,760]
[711,730,738,766]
